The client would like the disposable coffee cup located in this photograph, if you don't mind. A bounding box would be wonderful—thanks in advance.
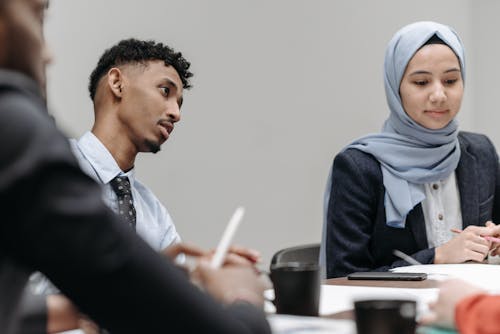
[354,299,417,334]
[269,262,320,316]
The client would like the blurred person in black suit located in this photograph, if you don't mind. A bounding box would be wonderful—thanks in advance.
[0,1,270,333]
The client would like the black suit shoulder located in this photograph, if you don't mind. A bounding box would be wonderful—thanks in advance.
[0,72,77,192]
[335,148,381,171]
[458,131,498,164]
[333,148,383,192]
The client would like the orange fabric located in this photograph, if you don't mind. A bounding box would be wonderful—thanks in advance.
[455,294,500,334]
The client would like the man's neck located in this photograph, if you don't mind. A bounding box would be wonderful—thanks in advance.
[91,125,137,172]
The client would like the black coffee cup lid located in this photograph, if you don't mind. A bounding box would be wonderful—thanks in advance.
[270,262,319,271]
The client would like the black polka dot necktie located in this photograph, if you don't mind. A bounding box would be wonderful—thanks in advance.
[109,176,136,230]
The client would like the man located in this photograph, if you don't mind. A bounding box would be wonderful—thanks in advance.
[0,0,270,333]
[24,38,261,334]
[71,38,191,251]
[74,38,259,260]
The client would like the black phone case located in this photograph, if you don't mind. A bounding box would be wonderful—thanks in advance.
[347,272,427,281]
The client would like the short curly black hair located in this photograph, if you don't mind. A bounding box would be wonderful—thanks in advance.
[88,38,193,101]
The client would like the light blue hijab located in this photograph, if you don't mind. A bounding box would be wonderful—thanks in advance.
[319,21,465,275]
[356,21,465,228]
[337,21,465,227]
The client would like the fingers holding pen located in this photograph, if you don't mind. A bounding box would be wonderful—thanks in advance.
[482,221,500,256]
[436,226,492,264]
[451,226,491,247]
[453,223,500,256]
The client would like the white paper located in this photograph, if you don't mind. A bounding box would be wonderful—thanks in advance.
[267,314,355,334]
[391,264,500,293]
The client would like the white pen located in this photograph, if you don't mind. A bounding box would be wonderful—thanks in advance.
[392,249,423,266]
[210,206,245,269]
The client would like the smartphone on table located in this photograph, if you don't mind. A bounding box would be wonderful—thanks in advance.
[347,271,427,281]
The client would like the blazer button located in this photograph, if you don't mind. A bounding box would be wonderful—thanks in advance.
[438,213,443,220]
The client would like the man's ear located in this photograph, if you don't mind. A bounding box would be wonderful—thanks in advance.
[107,67,124,99]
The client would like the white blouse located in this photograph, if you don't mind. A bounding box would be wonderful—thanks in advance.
[421,171,463,248]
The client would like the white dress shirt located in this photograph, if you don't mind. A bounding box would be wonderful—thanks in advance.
[421,171,463,248]
[69,131,180,251]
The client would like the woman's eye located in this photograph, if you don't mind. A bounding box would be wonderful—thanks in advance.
[414,80,427,86]
[444,79,458,85]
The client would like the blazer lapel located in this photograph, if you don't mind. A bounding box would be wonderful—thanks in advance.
[407,204,428,249]
[456,136,479,228]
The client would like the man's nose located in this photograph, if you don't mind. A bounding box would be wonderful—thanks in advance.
[42,43,54,66]
[167,102,181,122]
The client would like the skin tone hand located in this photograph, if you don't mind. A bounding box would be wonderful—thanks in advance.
[192,261,266,307]
[485,221,500,256]
[161,242,261,268]
[77,316,100,334]
[47,243,262,334]
[210,245,261,267]
[420,279,483,329]
[46,294,79,333]
[47,295,99,334]
[434,225,493,264]
[161,242,207,259]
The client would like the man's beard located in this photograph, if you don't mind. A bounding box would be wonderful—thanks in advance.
[145,140,161,154]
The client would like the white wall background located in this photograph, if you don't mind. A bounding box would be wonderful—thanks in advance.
[45,0,496,267]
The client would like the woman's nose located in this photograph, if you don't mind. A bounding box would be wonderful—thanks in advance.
[429,84,446,104]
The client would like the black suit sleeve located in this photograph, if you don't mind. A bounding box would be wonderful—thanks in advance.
[325,149,434,278]
[15,289,47,334]
[0,86,270,333]
[485,136,500,225]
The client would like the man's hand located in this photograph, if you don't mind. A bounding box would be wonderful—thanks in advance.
[193,261,266,307]
[211,245,261,267]
[47,294,100,334]
[161,242,261,268]
[161,242,207,259]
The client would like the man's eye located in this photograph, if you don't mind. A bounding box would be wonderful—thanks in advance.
[161,87,170,96]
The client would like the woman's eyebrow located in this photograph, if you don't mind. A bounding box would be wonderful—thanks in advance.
[409,68,461,76]
[409,70,431,76]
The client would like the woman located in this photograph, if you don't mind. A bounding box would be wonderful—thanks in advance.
[324,21,500,278]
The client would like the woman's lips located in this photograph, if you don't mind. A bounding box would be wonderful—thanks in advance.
[425,109,449,118]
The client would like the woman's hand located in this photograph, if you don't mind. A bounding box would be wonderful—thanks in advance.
[485,221,500,256]
[434,225,492,263]
[420,279,483,329]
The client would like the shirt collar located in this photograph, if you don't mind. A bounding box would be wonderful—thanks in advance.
[77,131,136,185]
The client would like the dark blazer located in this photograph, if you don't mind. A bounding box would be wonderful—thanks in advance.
[16,289,46,334]
[325,131,500,278]
[0,70,270,334]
